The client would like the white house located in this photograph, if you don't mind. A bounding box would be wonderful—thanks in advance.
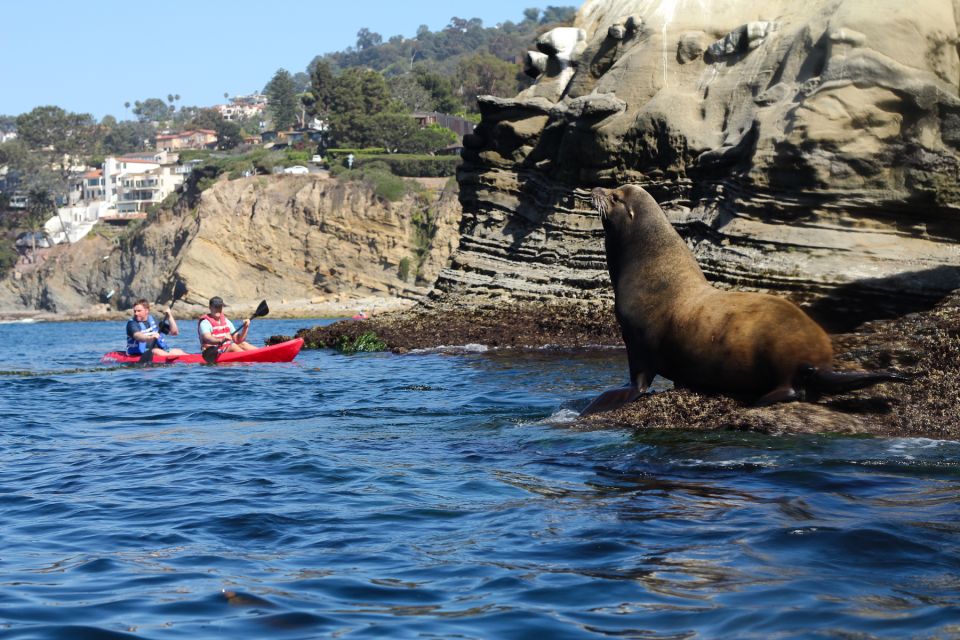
[48,150,191,243]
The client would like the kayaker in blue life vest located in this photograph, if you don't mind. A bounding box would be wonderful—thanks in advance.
[126,298,187,359]
[198,296,256,353]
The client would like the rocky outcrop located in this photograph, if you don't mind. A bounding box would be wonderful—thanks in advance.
[439,0,960,326]
[0,175,461,316]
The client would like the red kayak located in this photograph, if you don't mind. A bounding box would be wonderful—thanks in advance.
[101,338,304,365]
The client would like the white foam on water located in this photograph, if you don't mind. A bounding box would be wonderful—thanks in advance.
[539,408,582,425]
[408,343,490,355]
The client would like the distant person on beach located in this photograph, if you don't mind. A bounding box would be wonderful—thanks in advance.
[198,296,256,352]
[126,299,187,359]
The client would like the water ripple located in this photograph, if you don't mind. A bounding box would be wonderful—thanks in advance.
[1,320,959,638]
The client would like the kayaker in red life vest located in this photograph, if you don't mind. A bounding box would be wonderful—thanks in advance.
[126,298,188,359]
[198,296,256,352]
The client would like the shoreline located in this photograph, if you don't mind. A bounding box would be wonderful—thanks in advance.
[0,295,418,324]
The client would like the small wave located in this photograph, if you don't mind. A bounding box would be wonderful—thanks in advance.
[886,437,960,453]
[538,408,581,425]
[408,343,490,354]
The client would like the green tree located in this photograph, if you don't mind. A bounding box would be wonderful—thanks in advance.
[326,68,397,147]
[389,74,433,112]
[455,53,522,110]
[413,67,459,113]
[15,106,97,220]
[356,27,383,50]
[265,68,298,131]
[540,6,576,23]
[132,98,172,123]
[187,107,223,131]
[307,60,335,118]
[366,113,420,151]
[16,106,96,156]
[0,139,38,174]
[215,119,243,150]
[405,123,458,154]
[102,120,154,154]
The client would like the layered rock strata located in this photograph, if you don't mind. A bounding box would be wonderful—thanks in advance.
[438,0,960,325]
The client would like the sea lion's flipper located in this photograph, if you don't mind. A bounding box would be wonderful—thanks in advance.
[754,385,800,406]
[580,385,643,416]
[812,368,910,393]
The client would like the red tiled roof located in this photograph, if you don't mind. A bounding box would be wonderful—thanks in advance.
[156,129,217,140]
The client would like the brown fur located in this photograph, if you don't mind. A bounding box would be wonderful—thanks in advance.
[583,184,900,414]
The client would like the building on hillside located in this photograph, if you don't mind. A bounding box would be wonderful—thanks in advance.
[8,191,29,210]
[79,169,105,201]
[411,112,475,139]
[0,165,20,197]
[109,153,187,214]
[217,98,267,122]
[42,150,195,243]
[155,129,217,152]
[0,131,16,143]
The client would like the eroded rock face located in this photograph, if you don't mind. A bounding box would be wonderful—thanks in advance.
[444,0,960,323]
[1,175,461,314]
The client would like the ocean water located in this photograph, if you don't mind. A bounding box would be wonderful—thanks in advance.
[1,319,958,639]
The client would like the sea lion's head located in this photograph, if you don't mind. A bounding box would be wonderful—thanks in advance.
[591,185,648,226]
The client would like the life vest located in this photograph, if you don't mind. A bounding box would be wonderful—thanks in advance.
[126,314,168,355]
[198,313,233,347]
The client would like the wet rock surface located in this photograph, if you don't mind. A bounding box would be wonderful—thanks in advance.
[271,301,623,352]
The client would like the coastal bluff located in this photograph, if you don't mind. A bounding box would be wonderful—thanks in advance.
[433,0,960,325]
[0,174,461,318]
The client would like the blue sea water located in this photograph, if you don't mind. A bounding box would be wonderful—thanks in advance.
[1,319,959,639]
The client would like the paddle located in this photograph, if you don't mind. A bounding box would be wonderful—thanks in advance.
[202,300,270,364]
[139,281,189,364]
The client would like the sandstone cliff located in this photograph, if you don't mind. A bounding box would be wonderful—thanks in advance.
[0,175,461,317]
[439,0,960,326]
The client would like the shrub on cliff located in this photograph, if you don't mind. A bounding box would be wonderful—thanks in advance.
[332,163,410,202]
[350,154,460,177]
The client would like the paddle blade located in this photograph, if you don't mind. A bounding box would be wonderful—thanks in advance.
[172,279,188,301]
[252,300,269,319]
[202,346,219,364]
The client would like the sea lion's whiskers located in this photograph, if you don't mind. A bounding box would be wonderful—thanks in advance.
[591,193,608,219]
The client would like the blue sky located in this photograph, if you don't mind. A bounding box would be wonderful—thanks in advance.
[2,1,558,120]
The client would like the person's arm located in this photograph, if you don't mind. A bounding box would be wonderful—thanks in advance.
[232,318,250,343]
[162,309,179,336]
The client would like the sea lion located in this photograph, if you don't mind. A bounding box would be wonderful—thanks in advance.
[582,184,906,415]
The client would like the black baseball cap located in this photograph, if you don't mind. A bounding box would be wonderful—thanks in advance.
[209,296,225,308]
